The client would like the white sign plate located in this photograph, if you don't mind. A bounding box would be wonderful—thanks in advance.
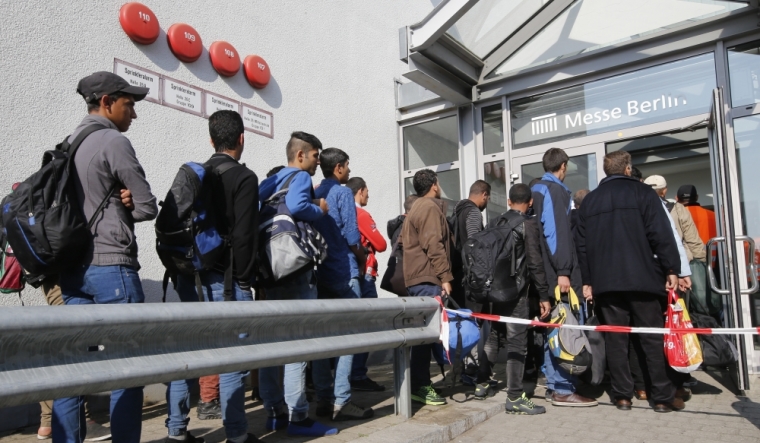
[205,92,239,117]
[113,60,160,103]
[241,104,273,138]
[162,78,203,116]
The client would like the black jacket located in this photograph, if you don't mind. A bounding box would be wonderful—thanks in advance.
[577,175,681,296]
[387,215,405,247]
[206,154,259,286]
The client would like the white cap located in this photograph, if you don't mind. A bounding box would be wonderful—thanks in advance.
[644,175,667,190]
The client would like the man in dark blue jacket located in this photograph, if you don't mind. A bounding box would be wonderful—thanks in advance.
[577,150,682,413]
[531,148,596,407]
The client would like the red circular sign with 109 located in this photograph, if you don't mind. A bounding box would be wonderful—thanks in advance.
[166,23,203,63]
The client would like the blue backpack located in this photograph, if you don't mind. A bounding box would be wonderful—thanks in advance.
[257,171,327,283]
[155,161,239,301]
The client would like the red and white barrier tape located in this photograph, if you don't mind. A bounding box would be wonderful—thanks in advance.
[445,308,760,336]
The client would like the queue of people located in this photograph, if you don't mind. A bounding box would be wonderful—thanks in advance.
[18,71,716,442]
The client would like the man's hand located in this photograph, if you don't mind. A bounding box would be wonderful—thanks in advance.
[558,275,571,293]
[666,274,678,290]
[120,189,134,211]
[678,276,692,292]
[350,245,367,277]
[540,301,551,319]
[583,285,593,301]
[441,282,452,296]
[318,198,329,214]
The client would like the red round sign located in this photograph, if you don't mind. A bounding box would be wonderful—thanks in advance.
[166,23,203,63]
[119,2,160,45]
[209,41,241,77]
[243,55,271,89]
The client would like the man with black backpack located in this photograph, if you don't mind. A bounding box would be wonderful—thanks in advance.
[257,132,338,438]
[50,72,158,443]
[162,110,259,443]
[530,148,597,407]
[450,180,491,308]
[473,184,550,414]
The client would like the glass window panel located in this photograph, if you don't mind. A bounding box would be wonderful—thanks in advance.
[482,105,504,155]
[404,170,461,217]
[728,41,760,108]
[520,153,598,196]
[403,116,459,170]
[511,53,716,149]
[491,0,745,78]
[447,0,550,58]
[484,160,508,221]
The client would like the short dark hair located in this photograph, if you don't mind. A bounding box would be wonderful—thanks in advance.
[266,165,285,177]
[286,131,322,162]
[528,177,541,189]
[209,110,244,152]
[87,91,129,113]
[573,189,590,208]
[631,166,642,180]
[469,180,491,197]
[413,169,438,197]
[509,184,532,204]
[542,148,569,173]
[404,194,419,213]
[346,177,367,196]
[320,148,349,178]
[604,151,631,176]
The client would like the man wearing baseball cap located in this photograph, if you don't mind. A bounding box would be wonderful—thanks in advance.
[52,72,159,443]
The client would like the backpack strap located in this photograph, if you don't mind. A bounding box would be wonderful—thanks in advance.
[207,159,242,302]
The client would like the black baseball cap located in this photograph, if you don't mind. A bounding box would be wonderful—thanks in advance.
[77,71,149,103]
[677,184,698,204]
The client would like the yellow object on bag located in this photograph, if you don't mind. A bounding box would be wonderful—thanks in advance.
[554,286,581,312]
[664,290,703,373]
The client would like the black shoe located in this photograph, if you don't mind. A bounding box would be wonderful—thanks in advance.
[197,399,222,420]
[332,402,374,421]
[165,431,204,443]
[351,378,386,392]
[316,400,333,417]
[226,434,261,443]
[251,387,262,402]
[505,394,546,415]
[84,420,111,442]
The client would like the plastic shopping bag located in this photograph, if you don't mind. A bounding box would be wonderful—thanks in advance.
[664,289,703,373]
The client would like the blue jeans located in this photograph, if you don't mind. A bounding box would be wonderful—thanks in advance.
[542,339,577,395]
[54,265,145,443]
[259,270,316,422]
[167,271,252,440]
[351,275,378,381]
[407,283,442,391]
[313,278,361,406]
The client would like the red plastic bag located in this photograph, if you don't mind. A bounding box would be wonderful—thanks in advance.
[664,289,702,373]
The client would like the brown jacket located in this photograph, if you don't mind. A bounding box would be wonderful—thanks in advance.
[401,197,453,287]
[670,202,706,263]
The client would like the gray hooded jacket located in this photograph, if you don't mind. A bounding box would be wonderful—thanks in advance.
[68,115,158,268]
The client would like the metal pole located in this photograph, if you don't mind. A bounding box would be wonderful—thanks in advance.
[394,346,412,419]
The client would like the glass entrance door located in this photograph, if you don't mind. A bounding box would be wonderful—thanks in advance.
[510,144,605,195]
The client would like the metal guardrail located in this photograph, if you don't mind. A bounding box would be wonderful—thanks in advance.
[0,297,441,418]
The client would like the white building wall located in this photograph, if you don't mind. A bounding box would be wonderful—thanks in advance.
[0,0,432,306]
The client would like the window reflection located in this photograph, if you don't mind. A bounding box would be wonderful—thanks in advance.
[729,41,760,108]
[484,160,507,221]
[483,105,503,155]
[403,116,459,170]
[520,153,598,197]
[404,170,461,217]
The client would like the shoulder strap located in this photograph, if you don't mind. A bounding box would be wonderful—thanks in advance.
[212,161,241,176]
[60,124,109,157]
[281,171,300,192]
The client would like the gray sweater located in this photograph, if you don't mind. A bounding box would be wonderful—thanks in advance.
[68,115,158,268]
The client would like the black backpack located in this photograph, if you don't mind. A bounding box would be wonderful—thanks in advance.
[461,211,526,304]
[1,125,114,277]
[155,161,239,301]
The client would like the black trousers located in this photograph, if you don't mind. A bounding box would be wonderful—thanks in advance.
[597,292,675,403]
[477,295,529,398]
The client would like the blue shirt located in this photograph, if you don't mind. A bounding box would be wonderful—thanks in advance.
[313,178,361,282]
[258,167,323,222]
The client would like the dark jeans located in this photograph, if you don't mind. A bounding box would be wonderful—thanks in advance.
[477,295,529,398]
[597,292,675,403]
[407,283,442,391]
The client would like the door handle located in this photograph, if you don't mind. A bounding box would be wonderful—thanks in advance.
[706,237,730,295]
[737,235,760,295]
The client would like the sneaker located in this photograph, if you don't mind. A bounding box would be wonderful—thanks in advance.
[84,420,111,442]
[265,413,289,431]
[332,402,374,421]
[226,434,261,443]
[315,399,333,417]
[473,383,495,400]
[351,377,386,392]
[505,393,546,415]
[165,431,204,442]
[197,399,222,420]
[288,418,338,437]
[544,389,554,402]
[536,373,548,388]
[550,392,598,407]
[36,427,52,440]
[682,377,698,387]
[411,385,447,406]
